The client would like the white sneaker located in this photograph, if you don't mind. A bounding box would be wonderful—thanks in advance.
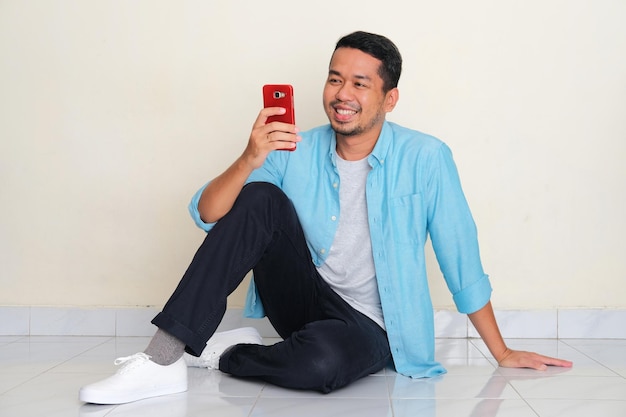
[184,327,262,369]
[79,353,187,404]
[79,392,188,417]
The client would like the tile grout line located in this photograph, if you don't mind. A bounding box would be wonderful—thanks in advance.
[385,367,396,417]
[0,336,112,398]
[559,339,624,378]
[248,383,269,417]
[467,337,543,417]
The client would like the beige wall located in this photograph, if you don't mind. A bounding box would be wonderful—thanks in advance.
[1,0,624,310]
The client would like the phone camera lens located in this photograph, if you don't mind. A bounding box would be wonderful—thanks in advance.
[274,91,282,99]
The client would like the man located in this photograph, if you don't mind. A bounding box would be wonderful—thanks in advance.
[80,31,572,404]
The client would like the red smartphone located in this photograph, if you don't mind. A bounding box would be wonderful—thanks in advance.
[263,84,296,151]
[263,84,295,124]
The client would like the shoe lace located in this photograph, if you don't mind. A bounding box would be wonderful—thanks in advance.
[114,352,152,374]
[203,350,220,369]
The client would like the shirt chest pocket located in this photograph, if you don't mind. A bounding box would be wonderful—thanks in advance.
[387,193,427,246]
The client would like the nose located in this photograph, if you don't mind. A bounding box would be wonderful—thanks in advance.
[335,83,353,102]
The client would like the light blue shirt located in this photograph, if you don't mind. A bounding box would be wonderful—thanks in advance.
[189,121,492,378]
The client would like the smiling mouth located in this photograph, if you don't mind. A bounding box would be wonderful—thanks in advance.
[332,104,359,123]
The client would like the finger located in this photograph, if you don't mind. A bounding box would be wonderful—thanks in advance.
[265,121,299,136]
[523,353,573,370]
[537,355,574,368]
[250,121,296,148]
[266,131,301,150]
[253,107,287,128]
[526,359,548,371]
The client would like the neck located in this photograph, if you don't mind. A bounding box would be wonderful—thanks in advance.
[335,127,382,161]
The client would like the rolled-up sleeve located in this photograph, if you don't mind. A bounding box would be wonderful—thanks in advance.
[426,143,492,314]
[452,274,492,314]
[187,151,287,233]
[188,182,216,233]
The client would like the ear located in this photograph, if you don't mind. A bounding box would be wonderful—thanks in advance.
[384,88,399,112]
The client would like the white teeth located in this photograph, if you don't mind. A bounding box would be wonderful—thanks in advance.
[337,109,356,115]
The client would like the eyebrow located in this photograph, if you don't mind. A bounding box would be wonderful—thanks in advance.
[328,69,372,81]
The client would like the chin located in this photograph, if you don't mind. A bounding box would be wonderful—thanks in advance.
[333,126,361,137]
[331,126,352,136]
[329,120,357,137]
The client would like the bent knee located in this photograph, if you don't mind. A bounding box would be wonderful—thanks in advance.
[299,350,348,393]
[294,330,361,393]
[239,182,286,203]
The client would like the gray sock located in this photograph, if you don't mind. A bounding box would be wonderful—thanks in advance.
[144,329,185,366]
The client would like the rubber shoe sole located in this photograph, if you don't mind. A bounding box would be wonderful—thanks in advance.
[184,327,263,368]
[79,355,187,404]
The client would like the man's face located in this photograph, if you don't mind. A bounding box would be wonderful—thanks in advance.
[323,47,395,140]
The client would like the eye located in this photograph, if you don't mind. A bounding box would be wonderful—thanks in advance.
[328,77,341,85]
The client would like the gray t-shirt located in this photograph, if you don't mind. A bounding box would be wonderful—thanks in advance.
[317,156,385,329]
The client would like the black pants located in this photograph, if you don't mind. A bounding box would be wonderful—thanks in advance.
[152,182,391,393]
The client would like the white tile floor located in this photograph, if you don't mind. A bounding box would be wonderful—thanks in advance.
[1,336,625,417]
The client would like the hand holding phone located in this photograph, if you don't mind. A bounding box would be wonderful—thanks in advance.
[263,84,296,151]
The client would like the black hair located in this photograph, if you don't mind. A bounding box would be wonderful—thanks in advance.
[334,31,402,92]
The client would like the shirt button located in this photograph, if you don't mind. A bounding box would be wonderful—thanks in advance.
[320,248,326,254]
[333,183,338,188]
[331,215,337,221]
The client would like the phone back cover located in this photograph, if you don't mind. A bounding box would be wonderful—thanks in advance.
[263,84,295,124]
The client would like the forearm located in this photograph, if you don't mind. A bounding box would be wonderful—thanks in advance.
[197,156,255,224]
[467,301,510,363]
[197,107,300,224]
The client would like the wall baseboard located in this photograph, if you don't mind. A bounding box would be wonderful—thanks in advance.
[1,306,625,339]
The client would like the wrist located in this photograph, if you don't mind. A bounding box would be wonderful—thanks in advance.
[237,152,259,173]
[494,347,513,364]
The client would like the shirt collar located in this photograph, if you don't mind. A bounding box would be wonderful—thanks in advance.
[368,121,392,168]
[327,121,393,169]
